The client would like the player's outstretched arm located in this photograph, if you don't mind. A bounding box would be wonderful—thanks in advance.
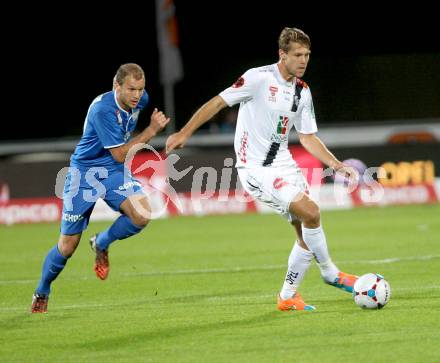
[109,108,170,163]
[298,133,359,183]
[166,96,227,154]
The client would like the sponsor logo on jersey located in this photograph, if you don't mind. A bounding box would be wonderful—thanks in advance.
[118,181,142,191]
[268,85,278,102]
[270,133,287,143]
[269,85,278,96]
[266,85,276,102]
[62,213,84,222]
[277,116,289,135]
[232,77,244,88]
[283,89,292,101]
[238,131,248,163]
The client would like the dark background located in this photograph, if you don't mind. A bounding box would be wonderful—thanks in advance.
[5,2,440,141]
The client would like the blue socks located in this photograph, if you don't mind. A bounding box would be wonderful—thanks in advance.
[34,217,144,296]
[96,215,144,251]
[36,245,68,296]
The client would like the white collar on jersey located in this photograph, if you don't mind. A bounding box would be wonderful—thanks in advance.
[113,90,132,115]
[274,62,296,87]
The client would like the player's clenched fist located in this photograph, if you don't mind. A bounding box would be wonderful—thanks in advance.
[166,131,189,154]
[149,108,170,134]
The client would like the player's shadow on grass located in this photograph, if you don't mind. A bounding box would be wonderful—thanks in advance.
[154,290,268,304]
[71,310,287,351]
[1,308,79,331]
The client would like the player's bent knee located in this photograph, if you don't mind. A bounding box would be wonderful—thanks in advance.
[121,195,151,227]
[58,234,81,257]
[302,206,321,227]
[130,213,150,227]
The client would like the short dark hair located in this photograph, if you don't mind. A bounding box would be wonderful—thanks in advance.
[278,27,311,52]
[115,63,145,85]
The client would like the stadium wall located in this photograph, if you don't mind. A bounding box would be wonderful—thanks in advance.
[1,180,439,225]
[1,142,439,225]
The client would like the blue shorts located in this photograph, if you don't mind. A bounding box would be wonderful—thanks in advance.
[60,165,144,235]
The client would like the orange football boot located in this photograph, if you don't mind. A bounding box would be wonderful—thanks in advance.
[326,271,358,293]
[277,292,316,311]
[31,293,49,313]
[90,234,109,280]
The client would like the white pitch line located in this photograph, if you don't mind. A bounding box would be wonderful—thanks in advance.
[0,255,439,285]
[343,255,440,265]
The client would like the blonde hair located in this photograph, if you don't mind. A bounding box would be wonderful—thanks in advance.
[278,27,311,52]
[114,63,145,85]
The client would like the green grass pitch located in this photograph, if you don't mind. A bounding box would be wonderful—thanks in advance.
[1,204,439,362]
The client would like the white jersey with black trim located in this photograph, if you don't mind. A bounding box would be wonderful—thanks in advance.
[219,63,317,169]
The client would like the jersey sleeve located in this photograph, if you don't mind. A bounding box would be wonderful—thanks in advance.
[93,108,125,149]
[293,87,318,134]
[218,68,260,106]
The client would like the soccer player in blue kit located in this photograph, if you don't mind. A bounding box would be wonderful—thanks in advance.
[31,63,170,313]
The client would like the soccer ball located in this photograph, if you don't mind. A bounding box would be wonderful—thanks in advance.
[353,273,391,309]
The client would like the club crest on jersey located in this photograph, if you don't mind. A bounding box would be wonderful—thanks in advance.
[269,85,278,102]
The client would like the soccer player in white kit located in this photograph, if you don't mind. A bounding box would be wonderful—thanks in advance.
[166,27,358,311]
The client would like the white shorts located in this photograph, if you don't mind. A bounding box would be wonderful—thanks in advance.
[237,166,309,222]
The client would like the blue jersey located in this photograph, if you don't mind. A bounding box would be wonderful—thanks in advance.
[70,90,149,170]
